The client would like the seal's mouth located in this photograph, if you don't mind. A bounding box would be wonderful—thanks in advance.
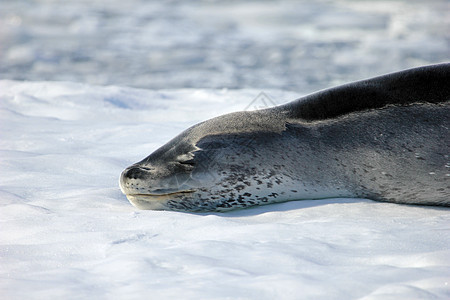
[124,190,197,210]
[126,190,196,198]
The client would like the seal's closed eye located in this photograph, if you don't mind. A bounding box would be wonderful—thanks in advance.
[178,159,196,166]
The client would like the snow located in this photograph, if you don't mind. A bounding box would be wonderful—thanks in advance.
[1,0,449,91]
[1,0,449,299]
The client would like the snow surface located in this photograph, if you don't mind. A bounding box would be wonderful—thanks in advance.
[1,0,449,91]
[1,81,449,299]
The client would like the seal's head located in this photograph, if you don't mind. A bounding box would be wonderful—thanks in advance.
[119,125,205,210]
[119,110,300,212]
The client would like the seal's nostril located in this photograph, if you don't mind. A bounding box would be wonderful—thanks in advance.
[123,167,150,180]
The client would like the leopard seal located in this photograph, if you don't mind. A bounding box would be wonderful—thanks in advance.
[120,63,449,212]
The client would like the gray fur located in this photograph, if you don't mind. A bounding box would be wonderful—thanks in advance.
[120,63,449,212]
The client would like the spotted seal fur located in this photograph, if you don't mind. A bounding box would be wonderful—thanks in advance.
[120,63,449,212]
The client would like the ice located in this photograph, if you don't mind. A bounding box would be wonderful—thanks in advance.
[1,0,448,91]
[1,0,449,299]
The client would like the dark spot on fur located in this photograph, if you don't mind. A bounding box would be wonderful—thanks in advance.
[235,185,245,191]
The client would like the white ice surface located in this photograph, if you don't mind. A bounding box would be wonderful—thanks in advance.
[1,0,449,91]
[1,81,449,299]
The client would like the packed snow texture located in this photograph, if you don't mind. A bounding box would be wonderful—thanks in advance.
[0,0,449,91]
[1,0,450,299]
[1,81,449,299]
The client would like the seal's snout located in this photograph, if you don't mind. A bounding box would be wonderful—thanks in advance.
[119,165,153,195]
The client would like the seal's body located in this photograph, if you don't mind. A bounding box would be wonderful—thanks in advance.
[120,63,449,212]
